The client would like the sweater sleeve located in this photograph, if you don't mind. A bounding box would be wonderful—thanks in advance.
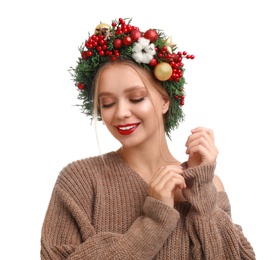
[41,168,180,260]
[182,164,256,260]
[217,191,231,217]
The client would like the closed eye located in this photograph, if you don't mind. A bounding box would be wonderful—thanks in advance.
[101,97,144,108]
[130,97,145,103]
[101,102,116,108]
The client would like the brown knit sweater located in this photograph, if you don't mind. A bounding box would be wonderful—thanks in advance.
[41,151,256,259]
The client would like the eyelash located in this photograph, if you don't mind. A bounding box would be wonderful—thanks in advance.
[101,97,145,109]
[131,97,145,103]
[101,103,115,108]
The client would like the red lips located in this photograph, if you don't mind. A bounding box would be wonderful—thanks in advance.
[115,123,140,135]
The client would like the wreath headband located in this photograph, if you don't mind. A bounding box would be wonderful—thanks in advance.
[69,17,194,138]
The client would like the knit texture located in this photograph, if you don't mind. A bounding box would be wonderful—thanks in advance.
[41,152,255,259]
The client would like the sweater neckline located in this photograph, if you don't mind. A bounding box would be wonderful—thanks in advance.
[109,151,188,204]
[110,150,149,187]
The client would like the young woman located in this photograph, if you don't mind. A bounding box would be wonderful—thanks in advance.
[41,18,256,259]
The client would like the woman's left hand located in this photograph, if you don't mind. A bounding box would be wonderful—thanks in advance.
[185,127,218,168]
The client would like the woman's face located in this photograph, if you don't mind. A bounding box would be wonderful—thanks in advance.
[98,63,169,148]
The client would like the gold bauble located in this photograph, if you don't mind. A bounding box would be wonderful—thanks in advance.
[94,23,111,34]
[154,62,173,81]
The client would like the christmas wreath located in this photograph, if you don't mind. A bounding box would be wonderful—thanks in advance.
[69,17,194,138]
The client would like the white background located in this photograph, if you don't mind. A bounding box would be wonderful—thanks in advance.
[1,1,279,259]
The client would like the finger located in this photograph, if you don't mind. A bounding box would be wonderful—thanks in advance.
[190,128,214,140]
[188,142,217,164]
[186,132,215,154]
[149,165,185,190]
[191,126,213,136]
[188,142,208,156]
[149,172,186,198]
[150,165,183,187]
[190,127,215,144]
[188,135,218,157]
[160,174,186,191]
[148,174,186,207]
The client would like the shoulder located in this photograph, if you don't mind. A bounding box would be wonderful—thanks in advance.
[213,174,225,192]
[57,151,117,184]
[52,152,119,198]
[62,151,117,172]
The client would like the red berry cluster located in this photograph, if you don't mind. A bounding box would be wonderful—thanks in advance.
[175,94,185,106]
[81,18,143,62]
[154,47,195,82]
[81,33,109,59]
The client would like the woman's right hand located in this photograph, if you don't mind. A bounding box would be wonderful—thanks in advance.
[148,165,186,208]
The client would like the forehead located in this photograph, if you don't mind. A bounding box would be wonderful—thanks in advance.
[98,63,147,91]
[101,63,142,78]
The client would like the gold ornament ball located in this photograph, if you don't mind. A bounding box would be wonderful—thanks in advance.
[94,23,111,34]
[154,62,173,81]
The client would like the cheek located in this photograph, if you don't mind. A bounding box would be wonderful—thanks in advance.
[139,102,154,114]
[135,101,161,124]
[100,109,114,125]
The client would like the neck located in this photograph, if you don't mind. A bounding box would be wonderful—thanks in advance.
[117,136,180,183]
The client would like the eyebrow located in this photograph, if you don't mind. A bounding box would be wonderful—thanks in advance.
[98,85,146,98]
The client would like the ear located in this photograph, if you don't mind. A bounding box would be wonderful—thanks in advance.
[162,97,170,115]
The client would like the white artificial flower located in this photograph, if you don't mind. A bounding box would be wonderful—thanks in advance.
[132,37,156,64]
[138,37,150,48]
[132,52,143,63]
[142,53,153,63]
[132,43,143,53]
[144,43,156,55]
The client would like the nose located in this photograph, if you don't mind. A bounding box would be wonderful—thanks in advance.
[115,100,132,120]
